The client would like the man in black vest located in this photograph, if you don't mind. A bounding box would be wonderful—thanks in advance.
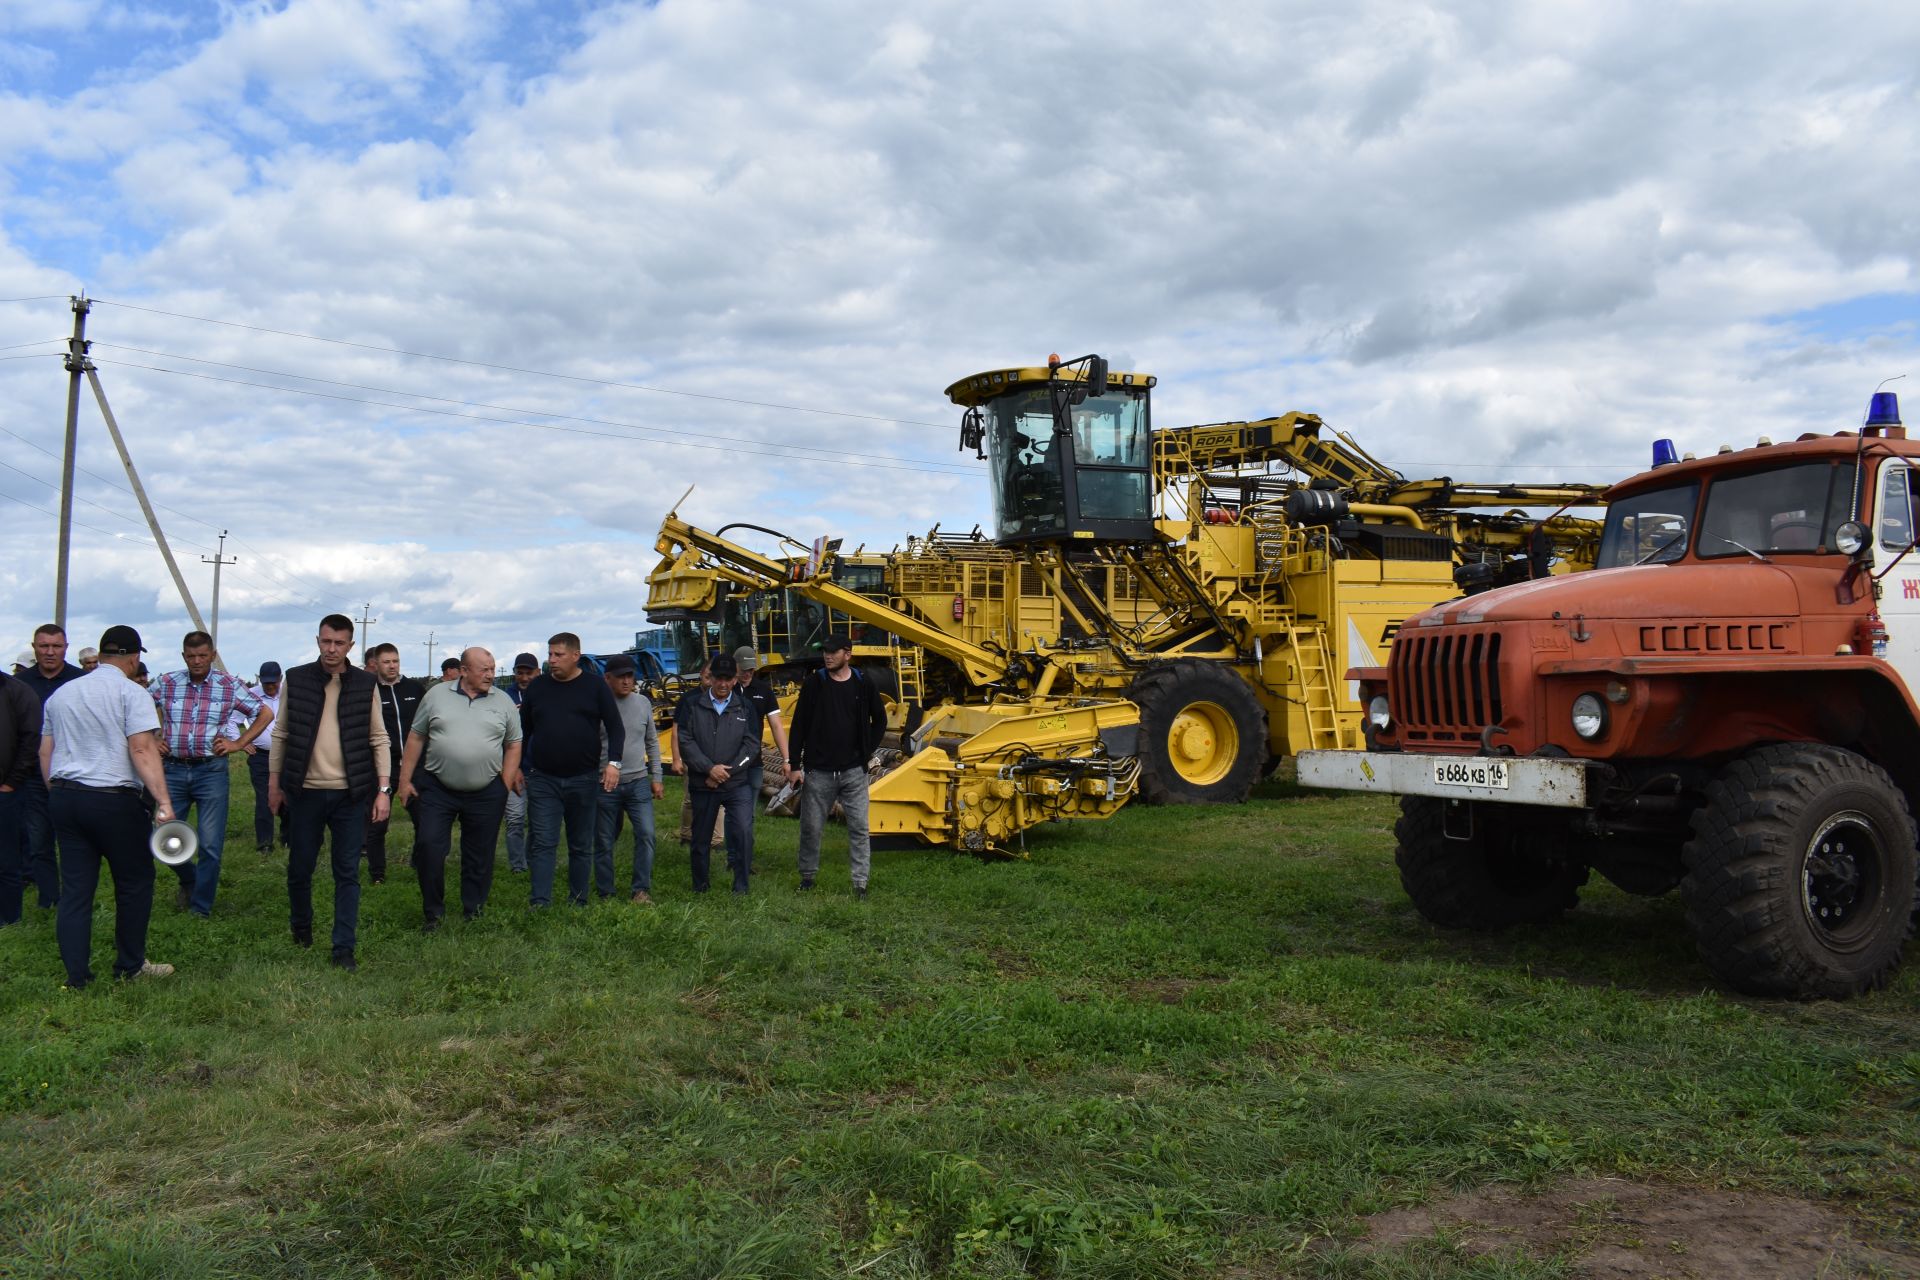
[268,614,391,971]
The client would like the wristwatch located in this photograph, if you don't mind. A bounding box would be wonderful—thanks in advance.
[379,783,392,794]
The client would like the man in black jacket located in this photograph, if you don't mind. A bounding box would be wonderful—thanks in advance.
[785,635,889,898]
[0,668,43,926]
[16,623,83,912]
[673,653,761,894]
[364,642,426,885]
[519,632,623,908]
[268,614,391,971]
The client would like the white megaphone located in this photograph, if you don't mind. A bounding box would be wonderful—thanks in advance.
[150,820,198,866]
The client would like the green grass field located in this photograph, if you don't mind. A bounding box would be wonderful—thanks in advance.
[3,764,1918,1278]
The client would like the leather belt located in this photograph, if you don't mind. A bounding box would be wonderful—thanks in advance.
[50,779,145,796]
[169,755,218,765]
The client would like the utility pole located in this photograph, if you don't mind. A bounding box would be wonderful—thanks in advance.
[53,296,90,627]
[422,630,436,677]
[357,602,377,655]
[200,531,237,650]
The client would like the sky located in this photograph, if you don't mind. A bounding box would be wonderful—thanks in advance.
[1,0,1917,681]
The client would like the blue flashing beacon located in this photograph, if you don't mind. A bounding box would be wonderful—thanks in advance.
[1867,392,1902,429]
[1651,438,1679,468]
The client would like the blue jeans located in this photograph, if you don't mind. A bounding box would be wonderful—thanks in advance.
[163,757,230,915]
[526,770,599,906]
[20,774,59,908]
[503,785,528,870]
[595,779,657,895]
[50,785,155,987]
[285,786,368,957]
[688,783,753,894]
[0,785,24,925]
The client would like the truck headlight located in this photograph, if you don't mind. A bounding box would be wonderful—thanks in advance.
[1571,692,1608,740]
[1368,694,1391,730]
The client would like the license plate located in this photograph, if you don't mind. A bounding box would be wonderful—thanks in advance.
[1432,758,1510,789]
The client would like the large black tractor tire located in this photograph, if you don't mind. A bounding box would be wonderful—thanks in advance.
[1681,745,1918,1000]
[1394,798,1590,930]
[1129,660,1268,805]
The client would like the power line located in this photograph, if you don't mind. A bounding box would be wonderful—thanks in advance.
[90,297,953,430]
[90,341,976,474]
[92,357,986,478]
[0,487,158,545]
[0,295,68,304]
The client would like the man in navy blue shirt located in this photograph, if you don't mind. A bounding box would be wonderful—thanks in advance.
[14,623,84,912]
[518,633,623,907]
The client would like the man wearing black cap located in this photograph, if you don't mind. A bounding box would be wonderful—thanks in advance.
[595,654,665,903]
[786,634,888,898]
[673,652,761,894]
[499,652,539,872]
[37,625,178,987]
[244,661,285,853]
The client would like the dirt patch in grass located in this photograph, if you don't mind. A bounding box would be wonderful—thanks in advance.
[1357,1177,1918,1278]
[1123,975,1226,1005]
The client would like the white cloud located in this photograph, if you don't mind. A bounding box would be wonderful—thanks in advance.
[3,0,1919,679]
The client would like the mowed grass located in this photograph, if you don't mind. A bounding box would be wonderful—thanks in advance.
[2,763,1918,1279]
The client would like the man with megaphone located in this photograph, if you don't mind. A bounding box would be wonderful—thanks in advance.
[37,625,178,988]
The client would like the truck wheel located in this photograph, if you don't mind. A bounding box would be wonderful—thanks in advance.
[1129,660,1268,804]
[1681,745,1918,999]
[1394,798,1589,929]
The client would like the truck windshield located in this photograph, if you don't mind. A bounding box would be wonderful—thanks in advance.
[1698,460,1855,557]
[1597,480,1700,568]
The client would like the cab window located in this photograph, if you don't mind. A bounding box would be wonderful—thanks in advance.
[1878,462,1915,551]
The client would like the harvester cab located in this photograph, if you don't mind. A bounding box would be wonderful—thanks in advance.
[949,355,1158,545]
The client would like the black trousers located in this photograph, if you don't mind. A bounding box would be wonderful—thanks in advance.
[688,783,753,894]
[285,786,367,957]
[49,785,154,987]
[411,772,507,921]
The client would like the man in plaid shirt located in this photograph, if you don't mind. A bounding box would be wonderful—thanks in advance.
[152,630,274,916]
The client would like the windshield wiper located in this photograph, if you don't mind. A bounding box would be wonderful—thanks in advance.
[1708,534,1771,563]
[1634,531,1687,566]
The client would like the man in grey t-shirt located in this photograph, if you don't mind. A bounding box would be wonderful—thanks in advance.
[396,647,522,927]
[38,625,178,988]
[595,655,664,903]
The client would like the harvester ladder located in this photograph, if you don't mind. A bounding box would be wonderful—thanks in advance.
[892,640,925,706]
[1289,623,1347,750]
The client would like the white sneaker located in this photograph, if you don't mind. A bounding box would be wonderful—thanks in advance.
[138,959,175,978]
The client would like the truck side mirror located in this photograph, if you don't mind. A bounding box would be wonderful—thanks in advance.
[1087,357,1108,396]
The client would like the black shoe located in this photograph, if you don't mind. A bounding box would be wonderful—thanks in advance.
[855,886,868,901]
[370,876,385,886]
[462,908,481,922]
[331,950,357,972]
[292,927,312,949]
[422,917,441,935]
[799,878,815,891]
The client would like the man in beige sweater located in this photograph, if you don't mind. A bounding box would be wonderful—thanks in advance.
[269,613,390,972]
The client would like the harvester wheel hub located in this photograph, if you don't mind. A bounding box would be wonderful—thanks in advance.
[1167,702,1238,785]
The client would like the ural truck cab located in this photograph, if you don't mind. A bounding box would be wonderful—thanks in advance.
[1299,393,1920,999]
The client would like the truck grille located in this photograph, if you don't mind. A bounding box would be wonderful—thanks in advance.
[1391,628,1503,743]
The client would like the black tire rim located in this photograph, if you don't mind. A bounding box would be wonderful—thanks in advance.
[1801,810,1884,945]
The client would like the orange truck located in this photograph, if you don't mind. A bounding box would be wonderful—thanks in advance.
[1298,392,1920,999]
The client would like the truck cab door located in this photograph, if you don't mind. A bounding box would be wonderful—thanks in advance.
[1872,459,1920,684]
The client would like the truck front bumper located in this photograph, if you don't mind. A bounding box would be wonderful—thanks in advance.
[1295,750,1597,809]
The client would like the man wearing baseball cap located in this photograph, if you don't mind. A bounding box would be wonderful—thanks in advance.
[38,625,177,987]
[245,662,285,854]
[499,652,540,873]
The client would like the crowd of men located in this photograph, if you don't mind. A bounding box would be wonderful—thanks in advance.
[1,614,885,987]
